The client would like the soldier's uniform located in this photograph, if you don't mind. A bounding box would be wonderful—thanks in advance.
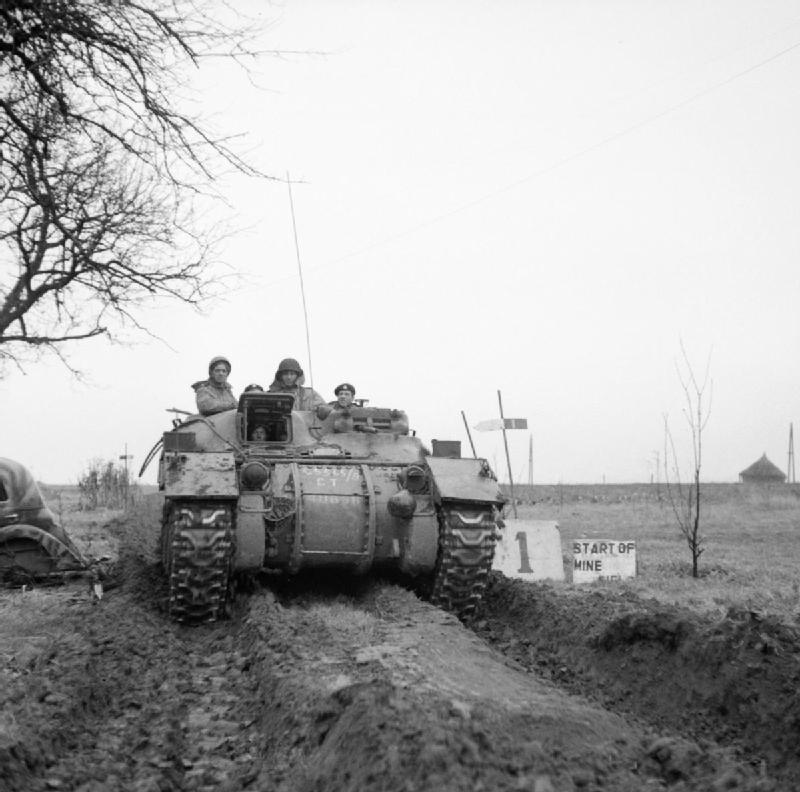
[193,380,237,415]
[267,357,325,412]
[193,355,237,416]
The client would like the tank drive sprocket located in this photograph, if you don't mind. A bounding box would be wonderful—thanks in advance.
[429,503,498,618]
[162,501,234,623]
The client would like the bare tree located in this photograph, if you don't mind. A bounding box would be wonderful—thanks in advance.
[663,342,712,578]
[0,0,264,373]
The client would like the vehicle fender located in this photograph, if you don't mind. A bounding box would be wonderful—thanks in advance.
[425,456,504,505]
[0,524,87,570]
[160,451,238,497]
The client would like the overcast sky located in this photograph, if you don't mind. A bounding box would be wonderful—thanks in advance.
[3,0,800,485]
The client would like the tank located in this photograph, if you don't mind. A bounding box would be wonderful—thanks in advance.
[0,458,87,583]
[150,392,504,623]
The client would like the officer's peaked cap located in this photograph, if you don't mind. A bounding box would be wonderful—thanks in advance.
[335,382,356,396]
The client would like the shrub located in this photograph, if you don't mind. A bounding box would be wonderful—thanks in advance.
[77,459,137,510]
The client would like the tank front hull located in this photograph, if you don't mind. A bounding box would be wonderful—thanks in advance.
[233,462,440,576]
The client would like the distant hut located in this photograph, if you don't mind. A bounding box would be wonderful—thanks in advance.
[739,454,786,484]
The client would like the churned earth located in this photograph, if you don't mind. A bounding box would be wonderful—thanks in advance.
[0,501,793,791]
[474,575,800,788]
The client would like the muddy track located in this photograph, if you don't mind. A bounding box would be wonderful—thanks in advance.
[0,506,788,791]
[474,574,800,786]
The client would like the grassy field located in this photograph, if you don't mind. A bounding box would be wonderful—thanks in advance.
[22,480,800,622]
[507,483,800,619]
[37,483,157,561]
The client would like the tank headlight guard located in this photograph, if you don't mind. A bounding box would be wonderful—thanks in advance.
[403,465,428,494]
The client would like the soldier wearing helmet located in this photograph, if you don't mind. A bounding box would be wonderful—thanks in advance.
[192,355,237,416]
[267,357,325,412]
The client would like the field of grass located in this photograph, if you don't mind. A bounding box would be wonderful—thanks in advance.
[23,480,800,623]
[508,483,800,619]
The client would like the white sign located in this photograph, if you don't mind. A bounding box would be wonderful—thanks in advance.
[572,540,636,583]
[473,418,528,431]
[493,519,564,581]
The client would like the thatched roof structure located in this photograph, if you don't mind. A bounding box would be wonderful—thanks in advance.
[739,453,786,483]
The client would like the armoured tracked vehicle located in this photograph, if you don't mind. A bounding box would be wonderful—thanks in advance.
[0,458,87,583]
[145,392,504,623]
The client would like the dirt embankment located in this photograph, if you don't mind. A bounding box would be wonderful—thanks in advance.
[475,574,800,786]
[0,508,791,791]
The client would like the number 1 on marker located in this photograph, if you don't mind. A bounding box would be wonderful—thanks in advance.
[515,531,533,574]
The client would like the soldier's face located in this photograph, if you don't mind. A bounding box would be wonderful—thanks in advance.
[281,371,298,386]
[337,390,353,407]
[252,426,267,441]
[211,364,229,384]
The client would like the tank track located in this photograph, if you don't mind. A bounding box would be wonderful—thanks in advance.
[429,502,498,619]
[161,501,234,624]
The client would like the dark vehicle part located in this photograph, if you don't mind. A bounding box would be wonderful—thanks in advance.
[150,392,503,623]
[0,458,87,584]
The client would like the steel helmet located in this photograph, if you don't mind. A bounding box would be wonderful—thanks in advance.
[274,357,303,378]
[208,355,231,374]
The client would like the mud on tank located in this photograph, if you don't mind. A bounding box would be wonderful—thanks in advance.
[152,391,504,623]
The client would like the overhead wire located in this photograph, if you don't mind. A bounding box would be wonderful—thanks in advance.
[255,31,800,289]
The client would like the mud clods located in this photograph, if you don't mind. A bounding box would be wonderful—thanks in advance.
[477,574,800,787]
[593,612,695,651]
[1,507,796,791]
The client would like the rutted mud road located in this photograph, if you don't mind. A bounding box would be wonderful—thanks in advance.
[0,504,791,791]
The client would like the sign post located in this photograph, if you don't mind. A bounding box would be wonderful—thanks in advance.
[119,443,134,507]
[572,540,637,583]
[492,519,564,581]
[497,390,517,517]
[473,400,528,519]
[461,410,477,459]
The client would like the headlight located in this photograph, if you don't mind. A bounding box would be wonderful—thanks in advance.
[241,461,270,490]
[404,465,428,494]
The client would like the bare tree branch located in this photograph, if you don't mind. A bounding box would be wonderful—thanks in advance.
[0,0,269,374]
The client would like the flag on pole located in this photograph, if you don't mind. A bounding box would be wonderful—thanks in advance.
[474,418,528,431]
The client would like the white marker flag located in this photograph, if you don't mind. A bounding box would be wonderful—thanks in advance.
[473,418,528,431]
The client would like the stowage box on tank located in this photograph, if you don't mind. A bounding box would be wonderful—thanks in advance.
[152,392,504,623]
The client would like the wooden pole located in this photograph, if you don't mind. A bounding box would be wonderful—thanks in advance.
[497,390,517,518]
[528,433,533,486]
[461,411,477,459]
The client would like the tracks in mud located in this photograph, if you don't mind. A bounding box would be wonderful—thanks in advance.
[1,529,788,792]
[1,584,267,792]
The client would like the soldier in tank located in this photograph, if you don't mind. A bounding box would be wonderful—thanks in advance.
[192,355,237,416]
[250,424,268,441]
[267,357,325,412]
[330,382,356,411]
[316,383,358,429]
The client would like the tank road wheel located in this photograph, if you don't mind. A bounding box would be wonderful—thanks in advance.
[161,501,234,624]
[429,503,498,619]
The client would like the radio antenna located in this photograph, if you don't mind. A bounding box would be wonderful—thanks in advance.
[286,171,315,389]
